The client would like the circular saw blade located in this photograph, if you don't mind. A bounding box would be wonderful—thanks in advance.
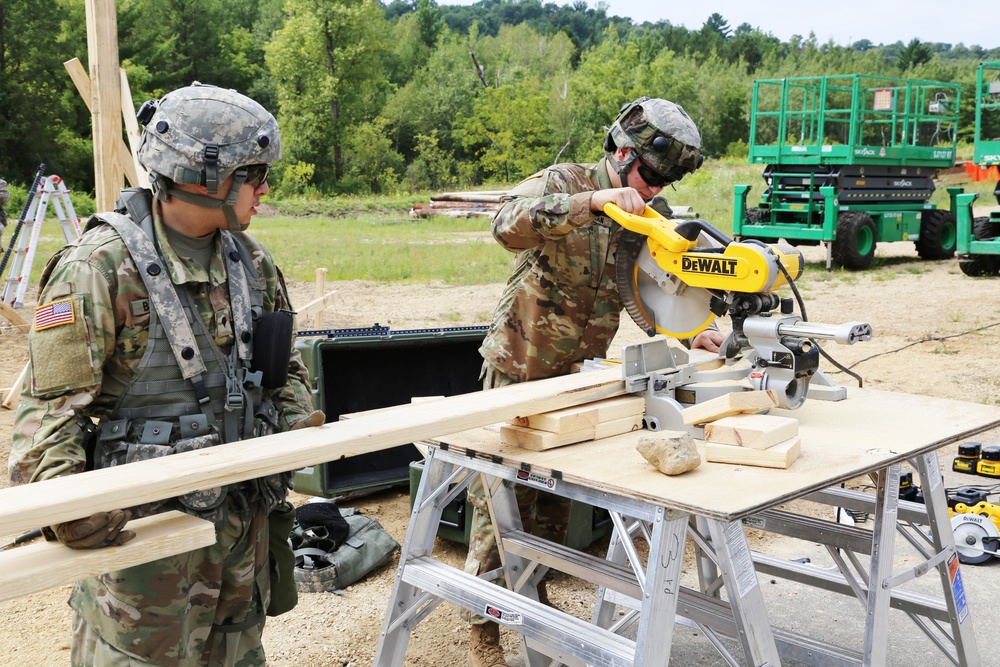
[951,514,998,564]
[616,232,717,338]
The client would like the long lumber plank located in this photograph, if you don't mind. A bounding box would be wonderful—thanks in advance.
[0,511,215,602]
[0,367,625,536]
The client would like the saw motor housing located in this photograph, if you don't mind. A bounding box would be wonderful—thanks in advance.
[606,203,873,427]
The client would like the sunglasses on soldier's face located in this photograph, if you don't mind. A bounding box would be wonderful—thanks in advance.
[244,163,270,188]
[635,157,670,188]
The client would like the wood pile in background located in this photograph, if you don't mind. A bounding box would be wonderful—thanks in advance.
[409,190,699,220]
[410,191,506,218]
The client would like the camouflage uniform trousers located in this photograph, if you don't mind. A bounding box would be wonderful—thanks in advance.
[70,495,271,667]
[461,361,571,625]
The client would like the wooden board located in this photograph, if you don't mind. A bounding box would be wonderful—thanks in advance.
[703,414,799,450]
[510,396,645,433]
[0,511,214,602]
[0,366,626,537]
[682,389,778,425]
[431,388,1000,522]
[705,437,801,469]
[500,414,643,451]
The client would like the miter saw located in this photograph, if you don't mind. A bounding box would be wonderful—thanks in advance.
[603,203,873,434]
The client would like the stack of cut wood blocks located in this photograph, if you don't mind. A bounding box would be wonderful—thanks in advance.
[500,396,645,451]
[683,390,801,469]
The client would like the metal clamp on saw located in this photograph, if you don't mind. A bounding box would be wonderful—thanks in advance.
[605,203,873,433]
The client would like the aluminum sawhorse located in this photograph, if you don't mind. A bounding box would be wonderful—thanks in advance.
[374,445,783,667]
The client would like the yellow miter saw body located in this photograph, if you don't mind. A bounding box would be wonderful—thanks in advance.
[606,203,804,338]
[606,203,873,432]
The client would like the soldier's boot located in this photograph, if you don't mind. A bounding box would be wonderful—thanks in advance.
[469,622,508,667]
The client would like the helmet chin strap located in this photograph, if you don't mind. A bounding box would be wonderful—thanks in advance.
[163,171,249,233]
[607,150,637,188]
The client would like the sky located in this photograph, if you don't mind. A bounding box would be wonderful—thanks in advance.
[434,1,998,49]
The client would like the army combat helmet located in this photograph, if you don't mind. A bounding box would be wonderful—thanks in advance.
[135,82,280,233]
[604,97,703,188]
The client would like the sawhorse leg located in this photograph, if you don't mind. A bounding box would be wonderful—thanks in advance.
[374,448,477,666]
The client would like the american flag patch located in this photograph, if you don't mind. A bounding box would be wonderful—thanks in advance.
[34,299,75,331]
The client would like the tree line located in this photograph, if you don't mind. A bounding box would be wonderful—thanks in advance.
[1,0,998,197]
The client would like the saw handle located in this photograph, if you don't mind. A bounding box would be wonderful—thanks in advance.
[602,203,693,253]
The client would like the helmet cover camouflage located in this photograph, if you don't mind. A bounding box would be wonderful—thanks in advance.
[604,97,703,183]
[136,82,281,194]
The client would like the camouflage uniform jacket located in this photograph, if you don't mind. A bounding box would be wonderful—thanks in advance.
[479,159,621,382]
[9,206,314,486]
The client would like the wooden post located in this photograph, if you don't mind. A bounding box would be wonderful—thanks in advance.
[1,362,29,410]
[84,0,125,211]
[313,267,328,329]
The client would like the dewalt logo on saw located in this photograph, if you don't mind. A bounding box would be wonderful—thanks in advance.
[681,256,739,276]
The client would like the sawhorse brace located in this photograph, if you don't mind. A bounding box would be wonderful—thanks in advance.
[1,175,82,309]
[375,446,783,667]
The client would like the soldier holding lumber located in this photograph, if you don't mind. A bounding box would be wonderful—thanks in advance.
[8,83,323,666]
[465,97,724,667]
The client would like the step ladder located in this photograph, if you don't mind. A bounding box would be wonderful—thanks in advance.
[1,175,82,308]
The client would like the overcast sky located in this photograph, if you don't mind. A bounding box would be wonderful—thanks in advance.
[435,1,998,49]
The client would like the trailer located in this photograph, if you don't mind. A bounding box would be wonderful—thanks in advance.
[733,74,962,270]
[957,61,1000,277]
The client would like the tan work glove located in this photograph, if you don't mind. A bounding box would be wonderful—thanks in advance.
[289,410,325,431]
[51,510,136,549]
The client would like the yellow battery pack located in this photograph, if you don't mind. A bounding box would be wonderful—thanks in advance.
[978,445,1000,478]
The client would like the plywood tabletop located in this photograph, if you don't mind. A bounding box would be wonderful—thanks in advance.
[435,388,1000,521]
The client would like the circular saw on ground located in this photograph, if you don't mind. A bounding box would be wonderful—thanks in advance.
[951,503,1000,564]
[606,203,804,339]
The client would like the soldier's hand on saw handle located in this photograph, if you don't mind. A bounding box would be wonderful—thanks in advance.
[590,188,646,215]
[51,510,136,549]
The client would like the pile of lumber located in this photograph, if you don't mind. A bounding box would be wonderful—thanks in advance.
[410,191,506,218]
[682,390,801,469]
[501,395,645,451]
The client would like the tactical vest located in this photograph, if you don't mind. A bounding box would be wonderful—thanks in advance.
[90,188,287,523]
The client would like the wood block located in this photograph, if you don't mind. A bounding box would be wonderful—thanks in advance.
[703,414,799,450]
[682,390,778,425]
[704,437,801,469]
[0,511,215,602]
[500,414,643,451]
[510,396,645,433]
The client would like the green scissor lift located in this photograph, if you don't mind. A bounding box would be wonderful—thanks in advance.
[733,74,963,270]
[957,61,1000,277]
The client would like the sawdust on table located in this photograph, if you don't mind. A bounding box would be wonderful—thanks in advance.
[2,236,1000,666]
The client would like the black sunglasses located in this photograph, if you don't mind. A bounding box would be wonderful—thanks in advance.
[244,163,271,188]
[635,156,670,188]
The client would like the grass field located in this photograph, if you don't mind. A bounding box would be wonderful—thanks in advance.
[5,158,998,288]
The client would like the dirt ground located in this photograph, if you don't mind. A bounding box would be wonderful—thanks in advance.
[2,227,1000,666]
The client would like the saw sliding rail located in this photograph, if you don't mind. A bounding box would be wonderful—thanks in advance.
[374,446,980,667]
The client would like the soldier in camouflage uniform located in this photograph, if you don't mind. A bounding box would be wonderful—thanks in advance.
[9,83,323,667]
[465,97,724,667]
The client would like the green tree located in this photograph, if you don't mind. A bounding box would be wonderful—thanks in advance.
[345,118,404,193]
[898,38,934,71]
[0,0,92,187]
[266,0,391,189]
[454,83,555,182]
[704,13,732,39]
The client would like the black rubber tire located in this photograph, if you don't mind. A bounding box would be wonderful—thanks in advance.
[832,212,877,270]
[958,216,1000,277]
[915,208,957,260]
[737,207,767,242]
